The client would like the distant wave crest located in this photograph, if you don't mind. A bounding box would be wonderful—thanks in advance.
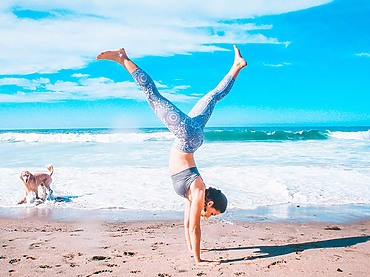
[0,128,369,143]
[204,129,330,141]
[0,131,174,143]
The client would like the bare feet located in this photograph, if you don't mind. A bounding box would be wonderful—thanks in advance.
[227,45,247,78]
[233,45,247,69]
[96,45,246,76]
[96,48,138,73]
[96,48,128,63]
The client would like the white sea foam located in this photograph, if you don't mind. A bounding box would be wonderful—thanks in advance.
[0,131,174,143]
[2,162,369,213]
[329,130,370,140]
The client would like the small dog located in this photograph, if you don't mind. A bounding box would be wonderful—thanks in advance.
[18,165,54,204]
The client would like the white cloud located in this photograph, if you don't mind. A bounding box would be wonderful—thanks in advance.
[0,75,196,103]
[0,0,332,74]
[263,62,292,67]
[72,73,90,78]
[0,77,50,89]
[355,52,370,58]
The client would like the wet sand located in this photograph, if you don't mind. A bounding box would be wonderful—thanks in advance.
[1,217,369,276]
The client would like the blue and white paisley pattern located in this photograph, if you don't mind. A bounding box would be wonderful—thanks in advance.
[131,68,235,153]
[188,75,235,128]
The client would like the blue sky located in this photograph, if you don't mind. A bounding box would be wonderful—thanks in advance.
[0,0,369,129]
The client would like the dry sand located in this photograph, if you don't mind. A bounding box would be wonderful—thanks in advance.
[0,217,369,276]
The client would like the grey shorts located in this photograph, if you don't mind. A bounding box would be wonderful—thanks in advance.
[171,167,200,198]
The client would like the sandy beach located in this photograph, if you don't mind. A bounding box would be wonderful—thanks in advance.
[1,216,369,277]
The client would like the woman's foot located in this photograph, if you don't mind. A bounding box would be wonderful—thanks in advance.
[227,45,247,78]
[96,48,128,63]
[96,48,138,73]
[233,45,247,69]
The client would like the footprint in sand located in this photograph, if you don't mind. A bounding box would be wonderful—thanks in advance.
[9,258,21,264]
[90,255,111,261]
[39,265,52,269]
[29,242,43,250]
[123,251,136,257]
[86,269,113,276]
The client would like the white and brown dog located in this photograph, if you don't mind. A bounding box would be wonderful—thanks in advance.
[18,165,54,204]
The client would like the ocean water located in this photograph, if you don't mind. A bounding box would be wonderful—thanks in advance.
[0,127,369,222]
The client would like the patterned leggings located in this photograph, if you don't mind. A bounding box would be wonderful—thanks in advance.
[131,68,235,153]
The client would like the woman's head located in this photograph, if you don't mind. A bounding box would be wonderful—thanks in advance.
[203,187,228,217]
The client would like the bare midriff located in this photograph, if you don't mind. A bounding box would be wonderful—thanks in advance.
[169,148,197,175]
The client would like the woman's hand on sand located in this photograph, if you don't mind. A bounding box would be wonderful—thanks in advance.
[195,259,220,266]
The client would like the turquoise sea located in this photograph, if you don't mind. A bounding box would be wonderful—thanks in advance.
[0,126,369,222]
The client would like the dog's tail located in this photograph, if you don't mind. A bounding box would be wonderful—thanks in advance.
[46,164,54,176]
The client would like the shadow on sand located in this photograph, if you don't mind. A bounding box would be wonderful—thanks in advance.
[206,236,370,263]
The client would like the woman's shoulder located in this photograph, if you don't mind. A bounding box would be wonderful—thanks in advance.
[189,176,206,197]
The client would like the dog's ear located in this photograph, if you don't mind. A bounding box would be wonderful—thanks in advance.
[20,171,29,183]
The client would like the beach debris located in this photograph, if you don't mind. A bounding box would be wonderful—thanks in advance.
[325,226,341,231]
[72,228,84,232]
[267,259,287,268]
[123,251,136,257]
[337,268,343,272]
[91,255,110,261]
[151,241,164,250]
[39,264,52,268]
[86,269,113,276]
[63,253,75,259]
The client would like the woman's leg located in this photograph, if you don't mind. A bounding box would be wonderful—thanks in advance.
[188,45,247,128]
[96,49,191,139]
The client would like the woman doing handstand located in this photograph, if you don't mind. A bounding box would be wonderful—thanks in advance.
[96,45,246,264]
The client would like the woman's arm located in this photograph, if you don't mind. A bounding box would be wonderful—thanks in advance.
[189,181,206,263]
[184,199,192,252]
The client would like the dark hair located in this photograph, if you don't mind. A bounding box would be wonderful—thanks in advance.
[205,187,228,213]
